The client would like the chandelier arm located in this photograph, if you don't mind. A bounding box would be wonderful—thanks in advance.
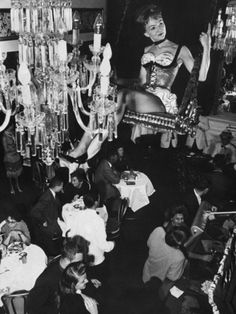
[74,86,91,116]
[80,70,97,95]
[69,90,92,133]
[0,109,11,132]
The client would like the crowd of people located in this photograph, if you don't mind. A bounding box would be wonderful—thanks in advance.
[0,132,235,313]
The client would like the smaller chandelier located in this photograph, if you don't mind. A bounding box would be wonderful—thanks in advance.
[212,1,236,64]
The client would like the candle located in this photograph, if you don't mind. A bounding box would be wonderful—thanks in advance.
[72,10,81,46]
[100,43,112,95]
[93,14,104,53]
[58,40,67,62]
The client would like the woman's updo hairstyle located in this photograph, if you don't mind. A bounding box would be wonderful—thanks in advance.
[136,4,163,30]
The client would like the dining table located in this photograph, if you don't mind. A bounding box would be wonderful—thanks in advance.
[0,243,47,306]
[114,171,155,212]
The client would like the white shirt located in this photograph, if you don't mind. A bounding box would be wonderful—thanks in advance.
[143,227,186,282]
[193,189,201,205]
[69,209,114,265]
[49,188,56,199]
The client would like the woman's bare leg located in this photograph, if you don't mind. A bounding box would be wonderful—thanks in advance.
[69,132,93,158]
[9,177,15,194]
[69,89,165,159]
[15,177,23,192]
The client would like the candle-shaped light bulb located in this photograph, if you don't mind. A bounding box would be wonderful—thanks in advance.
[58,17,67,37]
[72,10,81,45]
[93,13,104,53]
[100,43,112,95]
[57,17,68,62]
[18,62,31,85]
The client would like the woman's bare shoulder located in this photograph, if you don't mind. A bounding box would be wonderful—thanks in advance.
[144,44,154,53]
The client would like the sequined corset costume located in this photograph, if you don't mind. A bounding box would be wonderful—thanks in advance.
[141,46,182,114]
[142,45,182,90]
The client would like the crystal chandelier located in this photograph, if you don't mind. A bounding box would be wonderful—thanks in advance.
[0,0,117,166]
[212,0,236,64]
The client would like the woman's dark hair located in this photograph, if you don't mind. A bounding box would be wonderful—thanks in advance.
[62,235,94,265]
[59,262,86,295]
[136,4,162,30]
[165,226,188,248]
[71,169,86,182]
[166,205,188,222]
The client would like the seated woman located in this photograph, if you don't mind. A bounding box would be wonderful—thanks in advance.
[163,204,188,232]
[0,209,31,246]
[69,4,211,160]
[59,262,98,314]
[143,225,188,283]
[62,169,90,204]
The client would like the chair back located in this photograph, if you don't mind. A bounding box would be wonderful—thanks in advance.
[118,198,129,224]
[1,290,29,314]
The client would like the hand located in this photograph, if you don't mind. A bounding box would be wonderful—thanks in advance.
[43,221,48,227]
[204,254,214,262]
[199,23,211,50]
[91,279,102,288]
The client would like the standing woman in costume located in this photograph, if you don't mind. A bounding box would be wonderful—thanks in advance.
[2,121,23,194]
[69,4,211,159]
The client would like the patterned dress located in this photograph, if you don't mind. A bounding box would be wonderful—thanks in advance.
[2,129,23,178]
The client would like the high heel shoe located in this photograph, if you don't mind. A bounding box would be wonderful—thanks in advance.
[59,153,88,164]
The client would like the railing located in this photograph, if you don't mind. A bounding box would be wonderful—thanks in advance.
[207,228,236,314]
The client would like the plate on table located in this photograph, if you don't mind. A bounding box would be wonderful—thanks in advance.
[7,242,24,254]
[122,171,138,181]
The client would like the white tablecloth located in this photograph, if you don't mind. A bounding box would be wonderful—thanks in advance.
[59,199,108,236]
[115,172,155,212]
[0,244,47,306]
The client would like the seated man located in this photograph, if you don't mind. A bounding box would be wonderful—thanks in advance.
[94,149,120,212]
[67,204,114,269]
[27,235,92,314]
[212,130,236,164]
[61,169,90,204]
[83,192,108,224]
[31,176,64,256]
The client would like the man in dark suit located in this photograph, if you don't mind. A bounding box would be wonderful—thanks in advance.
[31,176,64,256]
[183,175,211,226]
[94,149,121,211]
